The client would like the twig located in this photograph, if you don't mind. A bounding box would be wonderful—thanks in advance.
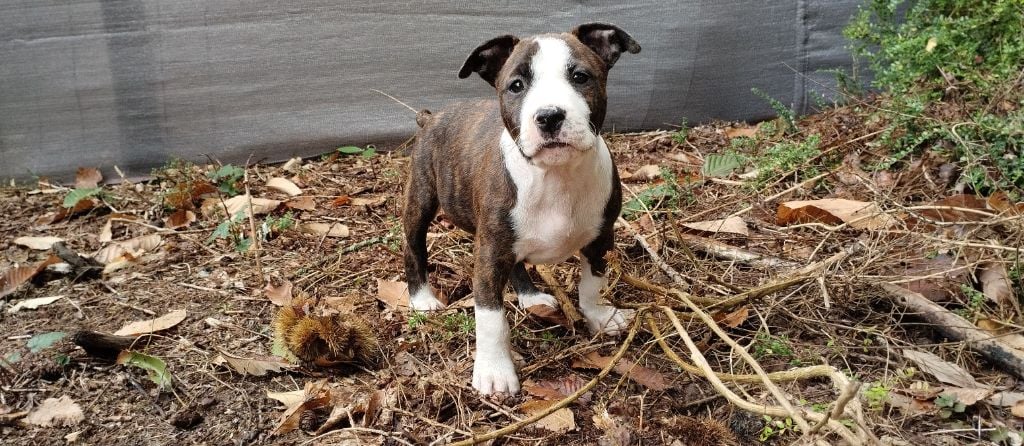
[534,265,583,326]
[371,89,419,115]
[448,309,646,445]
[806,380,862,437]
[617,217,691,290]
[242,160,265,288]
[673,231,800,270]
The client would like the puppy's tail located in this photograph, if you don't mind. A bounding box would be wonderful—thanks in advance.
[415,109,433,128]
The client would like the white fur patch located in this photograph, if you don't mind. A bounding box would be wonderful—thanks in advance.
[518,37,597,163]
[409,286,445,311]
[502,131,613,265]
[472,307,519,394]
[579,258,634,335]
[517,292,558,309]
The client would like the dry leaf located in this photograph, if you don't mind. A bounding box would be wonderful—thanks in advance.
[36,198,99,225]
[989,391,1024,407]
[265,280,294,306]
[376,279,410,309]
[267,389,306,408]
[0,262,49,299]
[210,194,281,218]
[24,396,84,427]
[900,253,969,302]
[778,199,896,230]
[593,409,633,446]
[114,309,187,336]
[93,234,163,265]
[716,306,750,328]
[886,393,936,416]
[988,191,1024,216]
[977,319,1024,350]
[164,209,197,230]
[725,127,758,138]
[13,236,65,250]
[629,164,662,181]
[284,196,316,211]
[902,350,981,389]
[216,350,295,376]
[1013,400,1024,418]
[75,167,102,189]
[266,177,303,197]
[7,295,63,313]
[520,400,576,433]
[573,352,670,390]
[680,216,749,236]
[272,380,332,436]
[665,152,699,164]
[523,375,589,403]
[300,222,350,238]
[979,262,1014,308]
[98,219,113,243]
[350,196,386,207]
[941,387,991,406]
[331,195,352,207]
[526,304,572,329]
[917,194,989,222]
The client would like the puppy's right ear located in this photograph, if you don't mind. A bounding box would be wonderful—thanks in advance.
[458,35,519,87]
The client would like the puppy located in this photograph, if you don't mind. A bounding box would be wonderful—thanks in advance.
[403,23,640,395]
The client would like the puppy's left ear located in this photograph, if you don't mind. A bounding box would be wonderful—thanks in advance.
[571,23,641,69]
[459,35,520,87]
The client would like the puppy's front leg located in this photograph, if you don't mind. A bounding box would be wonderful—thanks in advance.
[471,232,519,395]
[579,229,635,335]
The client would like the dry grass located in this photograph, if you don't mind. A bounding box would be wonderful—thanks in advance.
[2,100,1023,445]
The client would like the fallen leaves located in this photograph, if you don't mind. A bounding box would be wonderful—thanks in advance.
[265,280,294,306]
[272,380,333,436]
[114,309,187,336]
[902,350,981,389]
[701,152,746,178]
[7,295,63,313]
[572,351,670,390]
[519,399,577,433]
[27,331,67,353]
[266,177,302,196]
[526,304,572,329]
[215,350,296,376]
[93,234,163,265]
[777,198,896,230]
[24,396,84,427]
[523,375,590,403]
[622,164,661,182]
[376,279,410,309]
[680,216,749,236]
[979,262,1015,308]
[207,194,281,218]
[75,168,103,189]
[0,255,61,298]
[13,236,65,250]
[164,209,197,230]
[300,222,350,238]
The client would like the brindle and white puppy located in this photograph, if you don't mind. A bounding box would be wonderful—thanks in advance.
[403,23,641,395]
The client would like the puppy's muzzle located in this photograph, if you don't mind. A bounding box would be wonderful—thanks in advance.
[534,107,566,135]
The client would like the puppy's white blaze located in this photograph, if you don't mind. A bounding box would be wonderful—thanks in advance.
[502,131,614,265]
[472,307,519,394]
[409,287,445,311]
[518,37,596,163]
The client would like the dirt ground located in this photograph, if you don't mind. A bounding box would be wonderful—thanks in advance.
[2,104,1023,445]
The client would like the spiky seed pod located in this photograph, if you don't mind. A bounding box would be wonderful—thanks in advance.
[281,312,380,366]
[668,416,740,446]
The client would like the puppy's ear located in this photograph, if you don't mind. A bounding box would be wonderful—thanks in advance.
[459,35,519,87]
[571,23,641,69]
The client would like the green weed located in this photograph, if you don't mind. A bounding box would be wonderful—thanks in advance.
[759,416,797,442]
[207,164,245,197]
[752,88,797,134]
[863,381,890,411]
[754,136,822,185]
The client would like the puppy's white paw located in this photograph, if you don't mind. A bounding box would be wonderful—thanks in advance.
[472,356,520,395]
[409,287,445,311]
[582,305,636,336]
[518,292,558,309]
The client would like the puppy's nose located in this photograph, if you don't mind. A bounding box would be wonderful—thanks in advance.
[534,107,565,134]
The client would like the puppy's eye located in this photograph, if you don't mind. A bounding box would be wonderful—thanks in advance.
[572,71,590,84]
[507,80,525,93]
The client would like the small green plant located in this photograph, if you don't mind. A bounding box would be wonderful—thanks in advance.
[754,135,821,185]
[62,187,103,208]
[752,332,795,360]
[408,311,428,330]
[863,382,890,411]
[955,283,988,319]
[442,312,475,335]
[672,119,689,144]
[260,212,295,241]
[751,88,797,134]
[208,211,252,252]
[759,416,797,442]
[935,393,967,418]
[207,164,245,197]
[622,167,693,218]
[338,145,377,159]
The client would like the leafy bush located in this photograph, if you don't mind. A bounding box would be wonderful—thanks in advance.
[845,0,1024,196]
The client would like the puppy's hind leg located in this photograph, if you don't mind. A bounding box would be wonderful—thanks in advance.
[510,262,558,309]
[402,175,445,311]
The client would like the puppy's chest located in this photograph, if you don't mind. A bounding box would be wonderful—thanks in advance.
[510,173,610,265]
